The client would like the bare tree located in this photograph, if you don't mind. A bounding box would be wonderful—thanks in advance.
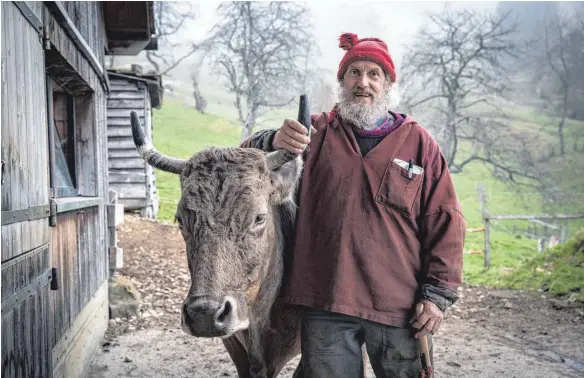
[534,10,584,155]
[400,7,533,181]
[146,2,202,76]
[207,2,315,142]
[190,55,207,114]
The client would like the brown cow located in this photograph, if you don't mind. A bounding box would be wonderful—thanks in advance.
[130,111,305,378]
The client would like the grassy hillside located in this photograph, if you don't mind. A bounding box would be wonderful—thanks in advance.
[151,97,584,298]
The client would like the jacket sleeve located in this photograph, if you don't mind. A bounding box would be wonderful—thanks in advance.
[418,151,466,310]
[240,113,324,151]
[240,129,278,151]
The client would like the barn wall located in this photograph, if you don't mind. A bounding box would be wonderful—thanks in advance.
[44,3,110,377]
[1,2,109,377]
[107,76,158,217]
[1,2,52,376]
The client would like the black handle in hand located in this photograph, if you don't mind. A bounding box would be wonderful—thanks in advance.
[297,94,311,135]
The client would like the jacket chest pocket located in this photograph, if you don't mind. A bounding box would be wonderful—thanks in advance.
[375,161,423,216]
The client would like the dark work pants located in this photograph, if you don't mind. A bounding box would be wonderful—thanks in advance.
[299,309,433,378]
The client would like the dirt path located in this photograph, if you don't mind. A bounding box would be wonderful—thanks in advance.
[88,215,584,378]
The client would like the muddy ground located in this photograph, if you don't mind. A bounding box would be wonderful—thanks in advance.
[88,215,584,378]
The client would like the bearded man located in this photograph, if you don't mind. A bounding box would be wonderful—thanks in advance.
[241,33,465,378]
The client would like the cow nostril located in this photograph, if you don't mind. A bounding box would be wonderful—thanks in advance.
[216,300,232,324]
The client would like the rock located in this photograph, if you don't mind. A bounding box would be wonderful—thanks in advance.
[447,361,462,367]
[109,275,142,319]
[124,356,132,363]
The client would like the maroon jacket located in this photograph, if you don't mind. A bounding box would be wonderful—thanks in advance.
[243,111,465,327]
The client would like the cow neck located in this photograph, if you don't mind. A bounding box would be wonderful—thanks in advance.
[249,201,290,319]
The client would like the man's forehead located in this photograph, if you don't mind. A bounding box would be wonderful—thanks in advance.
[347,61,383,71]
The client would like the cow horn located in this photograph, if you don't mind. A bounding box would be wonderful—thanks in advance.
[130,111,187,175]
[265,149,298,171]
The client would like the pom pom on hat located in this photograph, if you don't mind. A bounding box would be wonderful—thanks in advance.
[339,33,359,50]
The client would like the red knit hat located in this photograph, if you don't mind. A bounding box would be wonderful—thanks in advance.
[337,33,396,82]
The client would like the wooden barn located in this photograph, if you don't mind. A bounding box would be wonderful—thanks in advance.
[1,2,157,377]
[106,65,163,219]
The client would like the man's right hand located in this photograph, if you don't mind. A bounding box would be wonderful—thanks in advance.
[272,119,316,153]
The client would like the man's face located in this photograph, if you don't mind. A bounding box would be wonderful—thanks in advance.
[342,61,389,106]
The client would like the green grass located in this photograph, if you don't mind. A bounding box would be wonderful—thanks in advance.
[502,230,584,302]
[152,99,242,220]
[150,97,584,298]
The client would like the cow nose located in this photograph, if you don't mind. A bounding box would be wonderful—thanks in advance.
[183,296,235,336]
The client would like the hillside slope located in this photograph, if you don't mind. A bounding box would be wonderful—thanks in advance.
[150,98,584,294]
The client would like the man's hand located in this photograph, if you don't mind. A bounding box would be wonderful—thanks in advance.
[409,300,443,338]
[272,119,316,153]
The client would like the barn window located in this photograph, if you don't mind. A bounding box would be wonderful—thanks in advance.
[50,79,78,197]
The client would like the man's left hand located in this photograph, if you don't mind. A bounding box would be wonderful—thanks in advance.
[409,300,443,338]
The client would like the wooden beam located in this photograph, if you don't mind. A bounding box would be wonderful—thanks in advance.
[528,218,560,230]
[487,214,584,220]
[54,197,103,213]
[12,1,42,34]
[52,280,108,378]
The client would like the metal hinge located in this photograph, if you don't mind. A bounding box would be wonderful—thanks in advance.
[43,25,51,50]
[49,198,57,227]
[2,204,51,226]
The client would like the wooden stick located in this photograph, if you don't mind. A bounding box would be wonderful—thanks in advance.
[416,303,434,378]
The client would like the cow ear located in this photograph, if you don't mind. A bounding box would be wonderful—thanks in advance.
[268,156,303,204]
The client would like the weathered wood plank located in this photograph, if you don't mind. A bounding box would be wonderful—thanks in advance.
[14,4,25,214]
[4,3,19,214]
[31,20,48,207]
[77,211,87,312]
[108,148,141,158]
[24,1,44,22]
[119,198,151,209]
[108,158,147,170]
[52,280,108,378]
[107,98,145,109]
[109,83,141,92]
[75,93,97,196]
[107,124,141,137]
[107,91,144,100]
[1,2,11,212]
[108,108,144,118]
[107,138,147,150]
[109,171,147,184]
[109,184,147,199]
[2,224,14,261]
[96,86,108,287]
[23,6,33,210]
[2,308,15,377]
[107,116,144,126]
[144,94,159,217]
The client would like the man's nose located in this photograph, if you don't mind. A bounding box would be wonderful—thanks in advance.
[356,75,369,89]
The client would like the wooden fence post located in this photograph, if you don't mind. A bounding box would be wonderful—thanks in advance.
[477,184,490,269]
[484,217,491,269]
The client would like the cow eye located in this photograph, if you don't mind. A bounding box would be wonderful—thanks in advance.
[255,214,266,224]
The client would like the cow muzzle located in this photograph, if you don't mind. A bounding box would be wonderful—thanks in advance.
[181,295,248,338]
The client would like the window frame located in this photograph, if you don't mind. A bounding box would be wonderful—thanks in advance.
[47,76,80,198]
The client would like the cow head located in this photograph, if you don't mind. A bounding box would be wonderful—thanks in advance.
[130,112,302,338]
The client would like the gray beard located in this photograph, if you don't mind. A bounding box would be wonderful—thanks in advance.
[336,85,393,130]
